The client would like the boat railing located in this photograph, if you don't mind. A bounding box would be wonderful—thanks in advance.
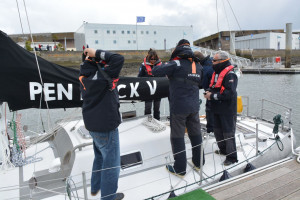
[251,57,282,69]
[260,98,292,130]
[240,96,249,117]
[192,46,252,68]
[192,46,286,69]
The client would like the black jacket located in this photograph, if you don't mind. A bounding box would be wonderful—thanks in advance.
[209,61,237,115]
[80,50,124,132]
[152,45,203,114]
[201,56,214,90]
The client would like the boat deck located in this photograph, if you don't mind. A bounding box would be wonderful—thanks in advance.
[206,157,300,200]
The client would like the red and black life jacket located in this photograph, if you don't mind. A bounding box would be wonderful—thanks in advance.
[143,57,161,76]
[209,65,234,94]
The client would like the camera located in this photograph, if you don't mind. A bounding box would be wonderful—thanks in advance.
[82,52,100,62]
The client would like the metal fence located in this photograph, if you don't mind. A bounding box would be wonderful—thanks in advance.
[192,46,282,69]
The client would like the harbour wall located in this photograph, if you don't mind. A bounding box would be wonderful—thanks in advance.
[37,49,300,76]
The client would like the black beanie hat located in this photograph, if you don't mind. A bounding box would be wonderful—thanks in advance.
[177,39,190,47]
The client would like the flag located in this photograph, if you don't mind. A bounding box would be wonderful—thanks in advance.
[136,16,145,23]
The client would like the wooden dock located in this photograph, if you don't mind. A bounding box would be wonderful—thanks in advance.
[206,157,300,200]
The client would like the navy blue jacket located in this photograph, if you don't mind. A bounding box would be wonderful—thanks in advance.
[152,46,203,115]
[201,56,214,90]
[80,50,124,132]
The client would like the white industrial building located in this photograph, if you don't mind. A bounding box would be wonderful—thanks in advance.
[235,32,300,50]
[74,23,193,51]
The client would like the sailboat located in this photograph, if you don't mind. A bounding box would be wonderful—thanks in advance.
[0,29,297,200]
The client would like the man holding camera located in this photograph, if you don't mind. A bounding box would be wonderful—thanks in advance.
[204,50,238,166]
[79,48,124,200]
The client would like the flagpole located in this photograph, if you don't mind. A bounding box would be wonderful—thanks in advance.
[136,16,145,50]
[136,19,138,50]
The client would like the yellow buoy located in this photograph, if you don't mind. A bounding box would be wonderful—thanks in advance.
[237,96,243,114]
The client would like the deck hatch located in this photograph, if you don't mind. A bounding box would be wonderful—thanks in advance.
[121,151,142,169]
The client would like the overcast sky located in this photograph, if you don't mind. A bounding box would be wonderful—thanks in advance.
[1,0,300,40]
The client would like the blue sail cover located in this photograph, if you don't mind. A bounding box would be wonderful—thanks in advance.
[0,31,169,111]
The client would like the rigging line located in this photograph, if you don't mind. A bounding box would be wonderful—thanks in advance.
[15,0,24,35]
[226,0,243,34]
[63,132,278,191]
[5,103,8,137]
[216,0,219,33]
[226,1,257,65]
[39,93,46,133]
[33,93,46,174]
[28,108,81,147]
[147,140,278,200]
[222,0,232,35]
[73,135,234,178]
[21,0,53,129]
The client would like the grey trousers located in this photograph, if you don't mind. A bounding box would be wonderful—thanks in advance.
[170,112,204,173]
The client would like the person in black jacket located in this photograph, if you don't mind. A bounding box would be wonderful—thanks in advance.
[204,50,238,166]
[138,49,162,120]
[79,48,124,200]
[194,51,214,133]
[152,39,204,177]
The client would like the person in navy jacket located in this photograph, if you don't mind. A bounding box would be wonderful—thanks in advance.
[152,39,204,177]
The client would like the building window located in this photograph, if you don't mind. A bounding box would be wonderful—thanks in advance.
[154,31,157,35]
[127,30,130,34]
[128,40,131,44]
[122,30,125,34]
[107,30,110,34]
[95,40,98,44]
[146,31,149,34]
[94,30,98,34]
[113,40,117,44]
[133,40,136,44]
[113,30,116,34]
[154,40,157,44]
[133,31,136,34]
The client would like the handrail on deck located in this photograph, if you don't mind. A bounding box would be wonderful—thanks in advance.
[260,99,292,130]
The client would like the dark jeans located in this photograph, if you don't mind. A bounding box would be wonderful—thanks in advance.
[145,99,161,120]
[170,112,204,174]
[90,129,120,200]
[213,114,238,162]
[205,100,214,133]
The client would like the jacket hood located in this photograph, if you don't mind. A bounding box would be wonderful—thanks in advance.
[170,44,194,61]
